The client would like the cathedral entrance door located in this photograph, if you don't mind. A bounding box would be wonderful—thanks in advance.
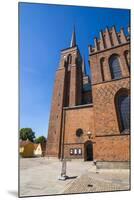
[85,141,93,161]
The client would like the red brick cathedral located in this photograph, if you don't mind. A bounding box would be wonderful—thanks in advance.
[46,26,130,162]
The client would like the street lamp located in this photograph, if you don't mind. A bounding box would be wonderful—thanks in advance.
[87,131,92,139]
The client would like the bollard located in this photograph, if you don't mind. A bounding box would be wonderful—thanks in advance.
[58,159,68,180]
[93,160,99,173]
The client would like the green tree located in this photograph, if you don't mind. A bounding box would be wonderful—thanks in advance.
[34,136,46,144]
[19,128,35,142]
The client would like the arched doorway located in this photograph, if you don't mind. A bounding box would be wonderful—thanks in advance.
[84,141,93,161]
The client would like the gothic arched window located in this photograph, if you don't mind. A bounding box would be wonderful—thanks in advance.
[100,57,105,81]
[109,55,122,79]
[115,90,130,133]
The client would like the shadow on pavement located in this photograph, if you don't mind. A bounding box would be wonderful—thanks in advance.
[66,176,77,179]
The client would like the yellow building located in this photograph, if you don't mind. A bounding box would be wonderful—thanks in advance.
[34,143,42,157]
[20,140,35,157]
[20,140,44,157]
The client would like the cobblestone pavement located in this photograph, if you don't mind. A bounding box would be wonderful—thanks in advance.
[19,158,94,197]
[63,170,130,194]
[19,158,130,197]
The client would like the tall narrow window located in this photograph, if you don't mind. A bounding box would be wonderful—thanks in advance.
[103,34,107,48]
[100,57,105,81]
[118,34,121,44]
[109,32,114,46]
[124,50,130,71]
[109,55,122,79]
[67,54,72,64]
[97,41,100,51]
[115,90,130,133]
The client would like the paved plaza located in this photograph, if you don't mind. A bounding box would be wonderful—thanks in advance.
[19,157,130,197]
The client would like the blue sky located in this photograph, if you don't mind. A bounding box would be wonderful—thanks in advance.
[19,3,130,138]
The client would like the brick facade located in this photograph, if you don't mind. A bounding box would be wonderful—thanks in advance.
[46,26,130,161]
[63,105,94,160]
[94,135,130,161]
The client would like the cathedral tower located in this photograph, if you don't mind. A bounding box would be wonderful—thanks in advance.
[46,28,85,158]
[46,25,130,162]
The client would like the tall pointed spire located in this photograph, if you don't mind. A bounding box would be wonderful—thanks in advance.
[70,26,76,47]
[82,56,86,76]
